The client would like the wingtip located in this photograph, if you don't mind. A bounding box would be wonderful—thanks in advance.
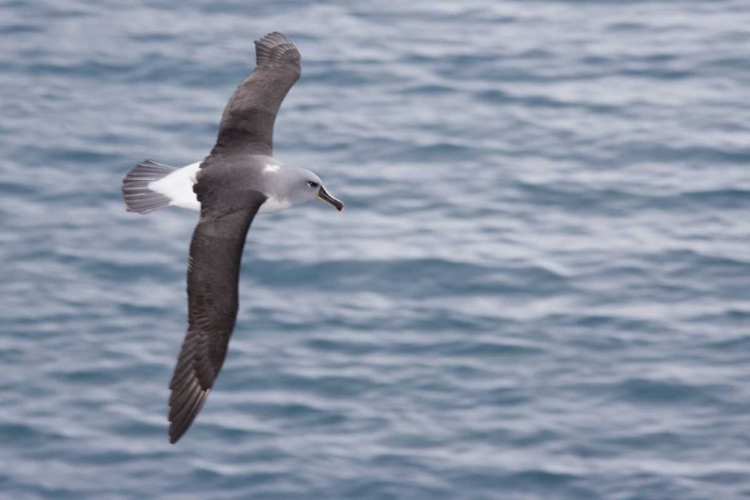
[168,425,187,444]
[254,32,298,68]
[255,31,293,45]
[167,387,211,444]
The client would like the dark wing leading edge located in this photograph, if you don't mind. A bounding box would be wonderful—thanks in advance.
[167,176,267,444]
[213,32,301,157]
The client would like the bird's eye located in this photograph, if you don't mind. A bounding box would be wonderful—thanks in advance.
[307,181,319,188]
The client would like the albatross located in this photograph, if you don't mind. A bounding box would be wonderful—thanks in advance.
[121,32,344,444]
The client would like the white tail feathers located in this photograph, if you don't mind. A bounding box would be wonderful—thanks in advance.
[122,160,177,214]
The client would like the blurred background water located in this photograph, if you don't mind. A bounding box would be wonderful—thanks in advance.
[2,0,750,498]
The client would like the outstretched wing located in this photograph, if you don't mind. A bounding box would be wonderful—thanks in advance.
[213,32,301,156]
[167,177,267,444]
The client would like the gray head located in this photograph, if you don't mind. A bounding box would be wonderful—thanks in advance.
[262,163,344,212]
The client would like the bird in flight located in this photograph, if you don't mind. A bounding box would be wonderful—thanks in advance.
[121,32,344,444]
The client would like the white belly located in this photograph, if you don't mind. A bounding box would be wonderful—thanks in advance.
[257,196,293,213]
[149,162,201,211]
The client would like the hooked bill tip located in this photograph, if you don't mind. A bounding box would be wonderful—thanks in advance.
[317,186,344,212]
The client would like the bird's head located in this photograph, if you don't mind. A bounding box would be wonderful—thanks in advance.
[273,166,344,212]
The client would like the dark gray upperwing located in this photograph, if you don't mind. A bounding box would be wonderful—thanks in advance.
[212,32,301,157]
[167,179,267,444]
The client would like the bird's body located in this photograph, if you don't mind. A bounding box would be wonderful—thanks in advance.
[130,156,316,214]
[121,32,344,444]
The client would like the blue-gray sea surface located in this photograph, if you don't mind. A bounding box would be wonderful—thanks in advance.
[2,1,750,499]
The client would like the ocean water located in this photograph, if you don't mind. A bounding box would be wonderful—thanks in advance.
[2,0,750,498]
